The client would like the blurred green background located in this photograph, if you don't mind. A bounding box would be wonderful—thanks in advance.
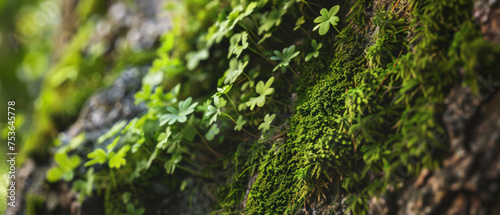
[1,0,81,212]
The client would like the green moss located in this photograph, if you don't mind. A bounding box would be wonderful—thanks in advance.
[25,194,45,215]
[246,22,368,213]
[245,0,500,214]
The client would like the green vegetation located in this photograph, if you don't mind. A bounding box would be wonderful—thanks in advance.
[5,0,500,214]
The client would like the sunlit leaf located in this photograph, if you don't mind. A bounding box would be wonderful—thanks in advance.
[245,77,275,110]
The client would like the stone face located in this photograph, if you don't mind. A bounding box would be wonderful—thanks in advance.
[384,87,500,215]
[365,2,500,214]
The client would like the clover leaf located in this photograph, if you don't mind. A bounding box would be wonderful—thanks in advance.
[223,58,248,84]
[205,105,219,125]
[216,85,232,96]
[258,114,276,134]
[305,39,323,62]
[186,49,209,70]
[258,8,285,35]
[164,152,182,174]
[108,145,130,169]
[245,77,275,110]
[228,32,249,59]
[205,124,220,141]
[294,16,305,31]
[54,151,81,170]
[214,95,227,108]
[72,168,94,203]
[205,96,227,125]
[160,97,198,125]
[46,152,82,182]
[84,149,107,167]
[313,5,340,35]
[207,2,257,46]
[157,126,172,149]
[270,45,300,72]
[125,203,145,215]
[234,115,247,131]
[97,120,127,144]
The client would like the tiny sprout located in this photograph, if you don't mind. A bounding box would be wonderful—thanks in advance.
[305,40,323,62]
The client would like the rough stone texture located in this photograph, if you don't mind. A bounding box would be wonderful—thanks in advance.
[394,86,500,215]
[475,0,500,45]
[362,2,500,215]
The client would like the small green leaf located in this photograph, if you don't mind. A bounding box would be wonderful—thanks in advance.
[97,121,127,144]
[84,149,107,167]
[245,77,275,110]
[164,153,182,174]
[125,203,145,215]
[109,145,130,169]
[258,114,276,134]
[205,124,220,141]
[228,32,249,59]
[217,85,233,95]
[205,96,226,125]
[157,127,172,149]
[46,167,64,183]
[270,45,300,71]
[186,49,209,70]
[258,8,285,35]
[160,97,198,125]
[223,58,248,84]
[313,5,341,35]
[294,16,305,31]
[234,115,247,131]
[305,39,323,62]
[107,136,121,152]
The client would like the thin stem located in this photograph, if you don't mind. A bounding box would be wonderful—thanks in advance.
[189,122,222,158]
[333,25,347,38]
[250,15,259,27]
[279,26,295,41]
[248,47,274,65]
[390,0,402,14]
[299,27,312,40]
[303,1,316,14]
[307,1,322,9]
[238,22,259,44]
[176,165,210,178]
[221,112,260,138]
[287,65,301,80]
[109,169,117,189]
[242,73,254,85]
[270,98,287,107]
[225,94,239,115]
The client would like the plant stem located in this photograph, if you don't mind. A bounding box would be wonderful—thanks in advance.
[109,169,117,189]
[248,47,274,65]
[270,98,287,107]
[242,73,255,87]
[188,122,222,158]
[288,65,302,80]
[299,27,312,40]
[176,165,210,178]
[225,94,239,114]
[333,25,347,38]
[221,112,259,138]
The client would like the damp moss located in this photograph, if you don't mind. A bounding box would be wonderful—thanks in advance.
[244,0,500,214]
